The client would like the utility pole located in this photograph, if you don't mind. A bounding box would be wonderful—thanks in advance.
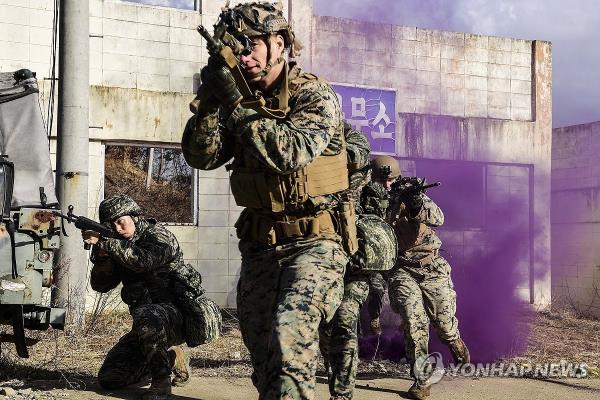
[54,0,89,326]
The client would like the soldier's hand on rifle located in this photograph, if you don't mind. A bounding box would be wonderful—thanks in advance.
[200,56,243,112]
[82,230,101,245]
[403,192,424,212]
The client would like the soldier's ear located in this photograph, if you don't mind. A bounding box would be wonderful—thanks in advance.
[274,34,285,54]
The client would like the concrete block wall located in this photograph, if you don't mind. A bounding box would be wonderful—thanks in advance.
[0,0,204,92]
[311,16,551,306]
[0,0,312,308]
[312,17,533,121]
[0,0,551,308]
[0,0,56,78]
[552,121,600,317]
[93,0,204,93]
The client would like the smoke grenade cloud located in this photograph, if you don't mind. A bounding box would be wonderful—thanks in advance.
[359,159,536,364]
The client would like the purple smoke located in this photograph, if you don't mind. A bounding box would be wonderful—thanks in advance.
[359,157,535,364]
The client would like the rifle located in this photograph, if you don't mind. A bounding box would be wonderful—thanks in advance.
[192,9,287,119]
[53,205,115,250]
[391,177,441,198]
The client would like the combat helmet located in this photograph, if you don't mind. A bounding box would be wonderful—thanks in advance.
[371,155,401,180]
[220,1,301,75]
[99,194,142,223]
[355,214,398,272]
[230,1,295,47]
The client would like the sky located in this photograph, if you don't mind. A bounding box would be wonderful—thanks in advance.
[314,0,600,128]
[127,0,600,127]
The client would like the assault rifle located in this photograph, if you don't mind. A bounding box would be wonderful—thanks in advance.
[53,205,115,250]
[391,177,441,198]
[192,8,287,119]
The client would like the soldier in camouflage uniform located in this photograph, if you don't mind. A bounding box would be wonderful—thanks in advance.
[318,165,392,400]
[317,124,371,400]
[371,156,470,400]
[181,2,352,399]
[361,180,391,336]
[365,272,387,335]
[84,195,217,400]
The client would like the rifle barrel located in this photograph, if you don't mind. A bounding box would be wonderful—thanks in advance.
[422,181,441,190]
[197,25,219,50]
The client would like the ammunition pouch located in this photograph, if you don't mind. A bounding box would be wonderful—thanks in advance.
[179,295,222,347]
[170,264,222,347]
[234,200,357,254]
[229,150,349,213]
[235,209,336,245]
[337,201,358,255]
[397,249,438,268]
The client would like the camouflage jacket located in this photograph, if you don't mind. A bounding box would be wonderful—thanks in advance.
[90,218,204,306]
[345,122,371,201]
[386,192,444,267]
[183,62,345,213]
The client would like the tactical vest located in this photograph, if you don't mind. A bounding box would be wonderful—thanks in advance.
[387,200,440,267]
[230,71,357,252]
[229,71,349,213]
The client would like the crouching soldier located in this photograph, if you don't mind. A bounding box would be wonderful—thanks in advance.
[83,194,221,400]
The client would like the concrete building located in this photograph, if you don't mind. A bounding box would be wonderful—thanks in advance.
[0,0,552,308]
[552,121,600,318]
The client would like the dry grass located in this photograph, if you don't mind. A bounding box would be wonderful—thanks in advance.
[1,308,599,389]
[510,309,600,374]
[104,153,193,223]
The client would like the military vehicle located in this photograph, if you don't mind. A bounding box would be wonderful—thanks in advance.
[0,69,65,358]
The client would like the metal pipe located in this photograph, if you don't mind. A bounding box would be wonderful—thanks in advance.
[54,0,90,326]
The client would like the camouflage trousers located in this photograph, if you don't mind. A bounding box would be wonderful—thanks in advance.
[387,256,460,377]
[319,278,369,399]
[98,303,185,389]
[366,272,387,321]
[237,237,348,400]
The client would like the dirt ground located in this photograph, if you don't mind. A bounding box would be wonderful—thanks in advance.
[1,309,599,399]
[2,376,600,400]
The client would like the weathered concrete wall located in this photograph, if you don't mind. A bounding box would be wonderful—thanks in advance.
[0,0,205,92]
[552,121,600,317]
[312,16,552,306]
[1,0,231,306]
[0,0,552,309]
[312,18,533,121]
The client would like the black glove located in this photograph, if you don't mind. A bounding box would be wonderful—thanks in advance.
[402,192,424,214]
[200,56,243,110]
[349,239,368,270]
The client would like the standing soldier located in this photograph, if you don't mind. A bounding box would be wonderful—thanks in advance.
[319,176,395,400]
[84,195,220,400]
[318,125,396,400]
[365,272,387,336]
[370,156,470,400]
[182,2,351,399]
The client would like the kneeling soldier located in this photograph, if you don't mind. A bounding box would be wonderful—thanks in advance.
[84,195,221,400]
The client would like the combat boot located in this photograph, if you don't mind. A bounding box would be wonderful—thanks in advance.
[141,376,171,400]
[447,338,470,365]
[370,317,382,336]
[169,346,191,387]
[406,381,430,400]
